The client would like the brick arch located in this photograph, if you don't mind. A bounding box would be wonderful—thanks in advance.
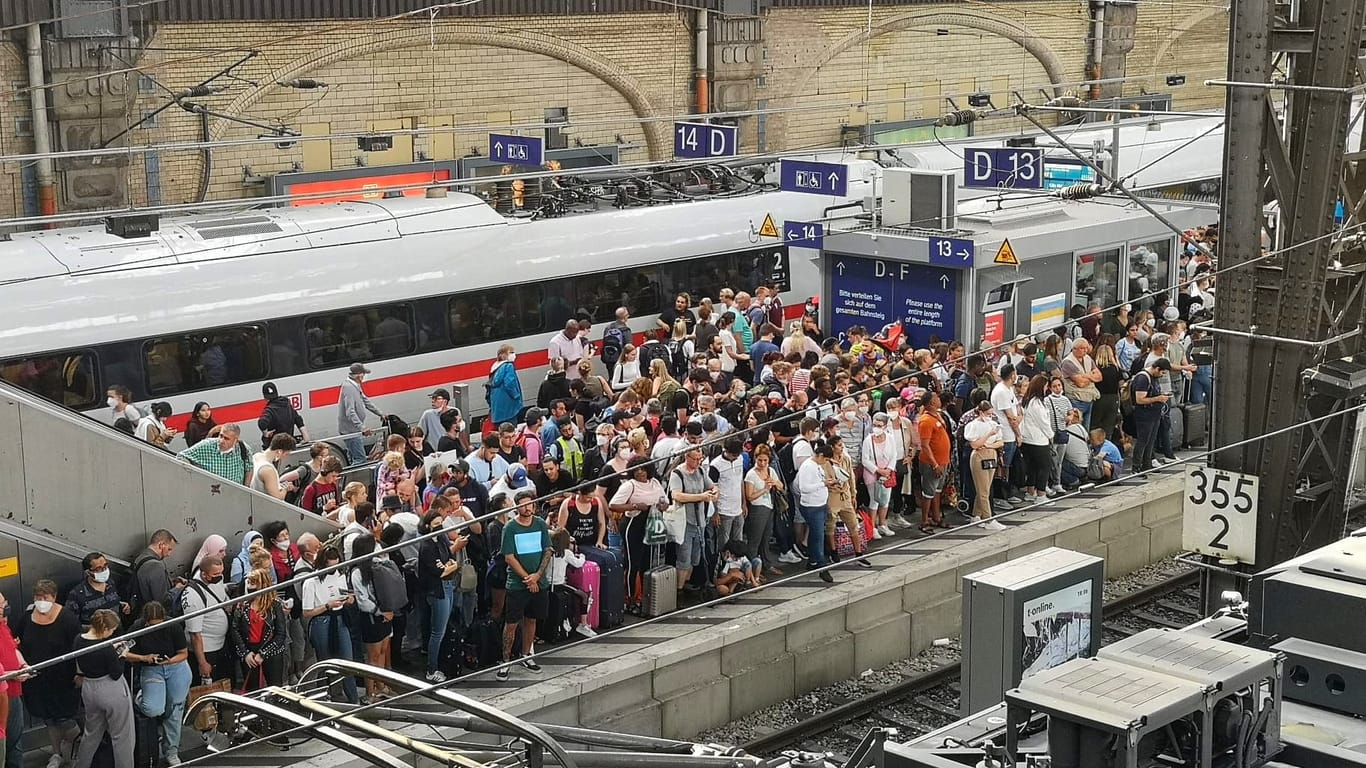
[203,24,665,180]
[1148,6,1228,83]
[789,10,1068,108]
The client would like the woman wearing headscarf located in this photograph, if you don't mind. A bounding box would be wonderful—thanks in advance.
[191,534,227,573]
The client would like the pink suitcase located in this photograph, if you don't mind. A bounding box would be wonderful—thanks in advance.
[566,560,601,628]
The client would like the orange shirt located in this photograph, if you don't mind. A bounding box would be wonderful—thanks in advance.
[917,411,950,468]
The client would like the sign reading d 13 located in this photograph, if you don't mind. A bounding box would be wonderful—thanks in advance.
[829,255,957,348]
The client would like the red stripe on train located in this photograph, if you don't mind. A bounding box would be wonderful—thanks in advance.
[163,303,807,430]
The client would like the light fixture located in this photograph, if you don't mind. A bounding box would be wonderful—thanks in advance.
[1147,119,1162,132]
[1166,74,1187,87]
[105,214,159,239]
[967,92,992,108]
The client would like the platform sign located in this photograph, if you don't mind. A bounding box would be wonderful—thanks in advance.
[784,220,824,248]
[489,134,544,166]
[929,236,974,268]
[964,147,1045,190]
[1184,466,1259,565]
[1029,293,1066,335]
[674,122,737,159]
[982,310,1006,347]
[780,160,848,196]
[830,255,957,347]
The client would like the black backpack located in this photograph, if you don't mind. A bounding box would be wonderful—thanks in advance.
[601,326,627,367]
[776,436,807,485]
[123,552,160,615]
[638,341,671,374]
[666,339,689,378]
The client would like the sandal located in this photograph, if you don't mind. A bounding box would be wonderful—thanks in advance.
[919,525,935,535]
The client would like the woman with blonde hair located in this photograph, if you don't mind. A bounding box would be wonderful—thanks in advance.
[1093,344,1123,442]
[72,610,134,768]
[228,569,290,692]
[329,481,368,526]
[782,321,819,358]
[649,358,680,403]
[578,358,614,401]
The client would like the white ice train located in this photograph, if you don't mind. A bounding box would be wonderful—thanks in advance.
[0,160,879,440]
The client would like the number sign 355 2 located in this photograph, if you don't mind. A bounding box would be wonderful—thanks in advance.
[1182,466,1259,565]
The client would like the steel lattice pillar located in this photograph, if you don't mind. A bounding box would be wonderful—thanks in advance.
[1214,0,1366,569]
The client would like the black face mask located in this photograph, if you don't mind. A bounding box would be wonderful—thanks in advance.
[205,575,224,585]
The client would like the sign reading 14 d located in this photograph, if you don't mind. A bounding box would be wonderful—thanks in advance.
[674,122,737,159]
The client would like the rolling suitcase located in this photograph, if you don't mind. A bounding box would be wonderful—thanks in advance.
[642,544,676,618]
[1167,405,1185,451]
[580,545,625,628]
[566,559,601,628]
[134,709,160,768]
[537,585,575,644]
[1181,403,1208,447]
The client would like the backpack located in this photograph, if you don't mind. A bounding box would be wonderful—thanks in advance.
[638,342,671,374]
[777,436,806,484]
[123,552,159,614]
[601,326,627,367]
[666,339,689,378]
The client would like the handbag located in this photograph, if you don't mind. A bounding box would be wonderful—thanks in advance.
[833,522,855,557]
[979,458,998,471]
[644,509,668,546]
[881,471,898,488]
[457,548,478,593]
[236,663,266,695]
[662,501,688,544]
[188,678,231,731]
[1087,453,1108,481]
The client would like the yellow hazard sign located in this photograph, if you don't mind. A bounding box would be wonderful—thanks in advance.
[0,557,17,579]
[993,239,1019,266]
[757,213,780,239]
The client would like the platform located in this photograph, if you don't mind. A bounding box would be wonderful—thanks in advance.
[196,464,1188,768]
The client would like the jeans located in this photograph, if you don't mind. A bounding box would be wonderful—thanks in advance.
[5,696,21,768]
[1070,399,1093,430]
[798,504,829,568]
[1134,415,1160,471]
[1190,366,1213,405]
[743,504,775,567]
[137,661,192,760]
[308,613,359,703]
[1061,461,1087,487]
[715,515,745,549]
[344,436,366,466]
[425,583,454,674]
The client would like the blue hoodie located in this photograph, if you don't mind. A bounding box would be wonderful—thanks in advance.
[488,359,524,426]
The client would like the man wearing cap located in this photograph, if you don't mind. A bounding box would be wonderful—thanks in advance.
[1131,358,1173,472]
[517,409,546,473]
[258,381,309,449]
[490,463,534,501]
[419,389,456,453]
[1142,335,1179,464]
[339,363,383,465]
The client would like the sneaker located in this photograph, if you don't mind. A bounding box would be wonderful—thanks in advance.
[889,515,909,528]
[871,527,882,540]
[424,670,447,684]
[47,754,63,768]
[991,499,1012,512]
[1051,485,1065,495]
[575,623,598,638]
[164,756,181,768]
[983,520,1008,531]
[495,666,510,682]
[778,550,803,564]
[1007,494,1024,504]
[1152,457,1166,467]
[1044,487,1058,498]
[855,557,873,568]
[878,525,895,537]
[819,571,834,583]
[522,658,542,673]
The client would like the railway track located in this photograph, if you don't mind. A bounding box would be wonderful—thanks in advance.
[741,570,1202,758]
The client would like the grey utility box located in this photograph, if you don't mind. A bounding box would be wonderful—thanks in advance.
[960,547,1104,716]
[882,167,956,230]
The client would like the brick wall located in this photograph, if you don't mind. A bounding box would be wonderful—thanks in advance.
[0,35,32,220]
[5,2,1230,211]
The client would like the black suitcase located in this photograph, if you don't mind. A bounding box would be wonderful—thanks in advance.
[134,710,160,768]
[472,617,502,668]
[1167,405,1185,451]
[437,627,464,676]
[580,546,625,628]
[1181,403,1208,447]
[537,586,575,644]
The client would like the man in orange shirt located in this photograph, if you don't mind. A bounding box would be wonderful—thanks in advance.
[916,392,951,534]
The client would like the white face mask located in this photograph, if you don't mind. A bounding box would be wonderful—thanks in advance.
[33,600,53,615]
[275,539,291,551]
[1146,318,1156,327]
[596,434,610,447]
[857,406,869,416]
[507,352,517,363]
[107,397,118,408]
[617,447,632,460]
[872,427,886,437]
[92,569,110,584]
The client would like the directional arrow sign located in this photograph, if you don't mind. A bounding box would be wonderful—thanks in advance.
[488,133,545,167]
[784,220,824,248]
[928,236,975,268]
[780,160,848,196]
[836,261,846,275]
[939,274,950,289]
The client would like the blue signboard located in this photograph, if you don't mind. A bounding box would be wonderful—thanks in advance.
[489,134,545,166]
[780,160,848,196]
[829,256,957,348]
[928,236,974,268]
[674,122,738,159]
[963,147,1045,190]
[1043,157,1097,190]
[784,220,824,248]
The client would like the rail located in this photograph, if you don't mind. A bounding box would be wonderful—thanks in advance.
[739,570,1201,756]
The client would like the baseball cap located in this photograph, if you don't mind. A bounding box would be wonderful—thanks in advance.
[449,459,471,475]
[507,463,529,485]
[349,362,371,375]
[429,388,451,400]
[767,390,785,403]
[1151,357,1172,371]
[524,407,546,425]
[262,382,278,399]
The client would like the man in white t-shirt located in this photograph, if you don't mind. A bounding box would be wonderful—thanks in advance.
[709,437,747,548]
[990,364,1024,505]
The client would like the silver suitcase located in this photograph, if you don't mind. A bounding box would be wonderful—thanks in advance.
[643,544,676,617]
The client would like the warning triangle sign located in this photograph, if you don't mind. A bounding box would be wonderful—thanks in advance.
[993,239,1020,266]
[758,213,779,239]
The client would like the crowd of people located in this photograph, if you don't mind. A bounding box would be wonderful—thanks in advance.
[62,246,1219,767]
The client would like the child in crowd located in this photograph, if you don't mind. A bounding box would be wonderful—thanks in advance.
[715,540,759,596]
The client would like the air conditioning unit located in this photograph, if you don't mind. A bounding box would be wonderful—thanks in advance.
[1005,628,1282,768]
[54,0,127,38]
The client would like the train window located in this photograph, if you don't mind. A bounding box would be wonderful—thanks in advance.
[143,327,267,395]
[305,304,415,369]
[0,351,99,408]
[448,284,545,347]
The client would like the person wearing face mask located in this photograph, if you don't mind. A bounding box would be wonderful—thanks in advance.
[183,556,232,693]
[106,384,142,426]
[300,547,359,703]
[861,411,898,538]
[834,398,871,491]
[126,600,192,766]
[17,580,81,768]
[487,344,525,430]
[963,401,1007,530]
[259,522,305,682]
[66,552,130,627]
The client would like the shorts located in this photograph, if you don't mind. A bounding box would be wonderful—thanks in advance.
[359,613,392,644]
[504,587,549,624]
[866,478,893,508]
[677,523,704,569]
[918,462,943,498]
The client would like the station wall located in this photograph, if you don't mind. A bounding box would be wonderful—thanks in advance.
[0,1,1229,215]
